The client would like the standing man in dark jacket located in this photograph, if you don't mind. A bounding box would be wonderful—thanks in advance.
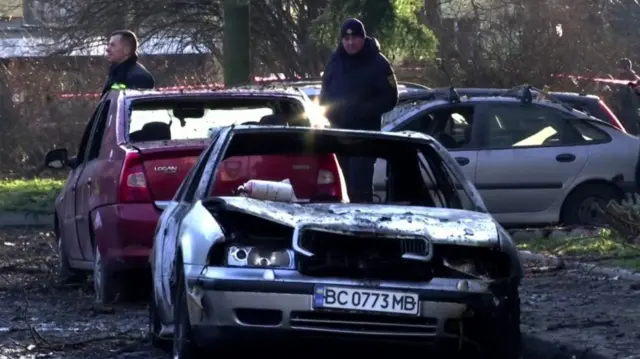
[613,59,640,134]
[319,18,398,202]
[102,30,155,96]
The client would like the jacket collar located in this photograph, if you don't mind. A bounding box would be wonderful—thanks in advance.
[109,54,139,76]
[337,37,379,60]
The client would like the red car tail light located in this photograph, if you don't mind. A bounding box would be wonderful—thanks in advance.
[314,154,345,200]
[119,151,152,203]
[598,100,627,133]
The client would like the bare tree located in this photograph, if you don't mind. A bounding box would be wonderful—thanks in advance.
[417,0,639,88]
[21,0,333,76]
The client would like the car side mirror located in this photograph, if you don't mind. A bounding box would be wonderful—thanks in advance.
[67,156,79,169]
[44,148,69,169]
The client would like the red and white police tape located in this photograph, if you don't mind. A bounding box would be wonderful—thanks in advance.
[53,73,640,99]
[552,73,638,86]
[55,75,297,99]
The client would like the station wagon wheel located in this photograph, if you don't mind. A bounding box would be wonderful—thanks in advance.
[93,244,120,305]
[56,226,86,284]
[561,183,621,226]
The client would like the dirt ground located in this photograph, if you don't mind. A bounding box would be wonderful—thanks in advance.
[0,228,638,359]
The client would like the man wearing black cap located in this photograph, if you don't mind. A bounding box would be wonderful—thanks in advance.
[319,18,398,202]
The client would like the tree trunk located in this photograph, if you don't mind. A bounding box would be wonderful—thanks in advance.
[223,0,251,86]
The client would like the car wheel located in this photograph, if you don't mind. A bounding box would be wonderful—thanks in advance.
[56,229,86,284]
[172,261,202,359]
[480,286,521,359]
[149,294,171,351]
[561,183,622,226]
[93,244,120,304]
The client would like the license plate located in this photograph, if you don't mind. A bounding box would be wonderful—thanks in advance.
[313,286,420,315]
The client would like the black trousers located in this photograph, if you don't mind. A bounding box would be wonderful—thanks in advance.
[338,156,375,203]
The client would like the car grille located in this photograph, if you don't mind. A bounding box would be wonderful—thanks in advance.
[296,230,433,281]
[290,311,438,337]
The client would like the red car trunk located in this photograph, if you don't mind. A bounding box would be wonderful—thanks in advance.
[130,140,341,202]
[133,140,208,201]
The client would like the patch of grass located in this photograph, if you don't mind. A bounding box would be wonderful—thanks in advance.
[0,178,65,213]
[517,229,640,271]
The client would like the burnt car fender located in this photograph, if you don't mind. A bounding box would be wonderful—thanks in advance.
[497,225,524,286]
[178,202,225,267]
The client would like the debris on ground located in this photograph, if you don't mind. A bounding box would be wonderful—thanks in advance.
[0,228,638,358]
[523,261,640,358]
[514,227,640,271]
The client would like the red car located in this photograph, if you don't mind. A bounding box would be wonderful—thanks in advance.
[44,88,344,304]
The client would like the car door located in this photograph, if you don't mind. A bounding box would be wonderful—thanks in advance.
[159,130,221,315]
[474,102,589,215]
[60,105,101,262]
[75,99,111,259]
[154,166,195,316]
[377,103,480,201]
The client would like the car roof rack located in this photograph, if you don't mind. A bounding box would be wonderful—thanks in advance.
[502,84,573,110]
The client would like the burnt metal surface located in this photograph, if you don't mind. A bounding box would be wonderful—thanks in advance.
[213,197,499,246]
[296,230,435,281]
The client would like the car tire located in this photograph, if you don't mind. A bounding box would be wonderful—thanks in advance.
[149,294,171,351]
[172,260,203,359]
[56,228,87,284]
[479,286,521,359]
[93,244,120,305]
[561,183,622,226]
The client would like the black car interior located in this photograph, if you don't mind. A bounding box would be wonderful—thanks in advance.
[127,97,311,142]
[129,122,172,142]
[429,107,474,149]
[222,131,467,209]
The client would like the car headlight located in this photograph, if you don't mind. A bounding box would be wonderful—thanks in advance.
[226,246,295,269]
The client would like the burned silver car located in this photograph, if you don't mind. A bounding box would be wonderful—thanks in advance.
[148,125,524,359]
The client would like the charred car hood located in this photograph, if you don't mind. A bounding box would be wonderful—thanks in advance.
[215,197,499,246]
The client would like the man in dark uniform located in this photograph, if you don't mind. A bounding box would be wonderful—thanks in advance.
[319,18,398,202]
[102,30,155,96]
[614,58,640,134]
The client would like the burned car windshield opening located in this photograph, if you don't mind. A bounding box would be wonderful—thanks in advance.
[208,129,477,210]
[126,97,309,142]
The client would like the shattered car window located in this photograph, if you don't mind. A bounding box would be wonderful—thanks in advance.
[206,129,478,211]
[130,107,272,140]
[126,97,307,142]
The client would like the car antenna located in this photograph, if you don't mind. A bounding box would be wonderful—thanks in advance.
[436,58,460,103]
